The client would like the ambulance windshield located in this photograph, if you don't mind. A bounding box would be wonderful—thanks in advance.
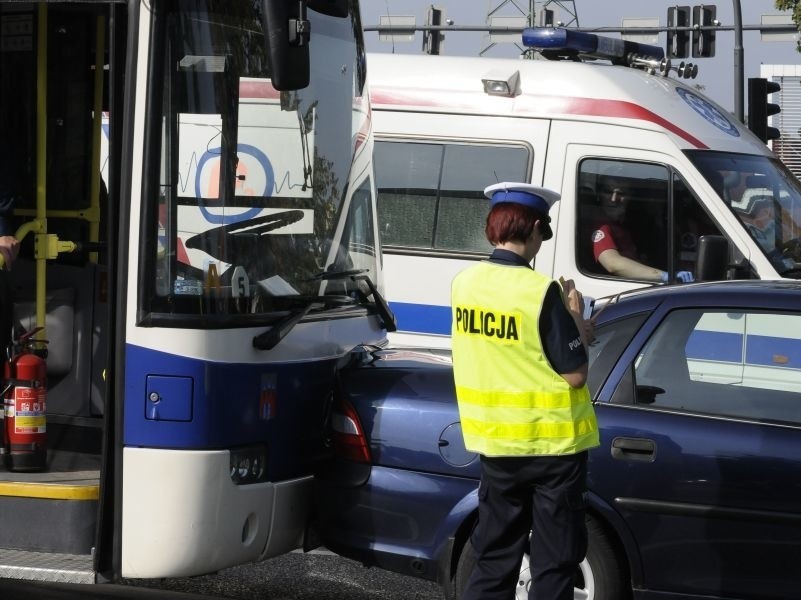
[687,151,801,278]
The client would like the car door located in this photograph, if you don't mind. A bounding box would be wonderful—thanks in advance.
[590,299,801,599]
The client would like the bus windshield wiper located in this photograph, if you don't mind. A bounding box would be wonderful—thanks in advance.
[252,293,362,350]
[252,270,397,350]
[311,268,397,332]
[252,303,315,351]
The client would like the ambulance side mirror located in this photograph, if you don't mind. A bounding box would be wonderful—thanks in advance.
[696,235,729,281]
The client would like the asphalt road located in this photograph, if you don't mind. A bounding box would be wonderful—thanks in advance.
[136,550,443,600]
[1,551,442,600]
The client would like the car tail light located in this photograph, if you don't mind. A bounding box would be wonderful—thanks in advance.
[331,397,371,464]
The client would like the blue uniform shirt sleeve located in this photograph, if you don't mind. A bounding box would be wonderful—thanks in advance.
[539,282,588,374]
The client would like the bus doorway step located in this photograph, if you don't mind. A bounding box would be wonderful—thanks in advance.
[0,548,94,583]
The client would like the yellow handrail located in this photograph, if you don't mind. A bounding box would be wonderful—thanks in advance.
[0,9,104,351]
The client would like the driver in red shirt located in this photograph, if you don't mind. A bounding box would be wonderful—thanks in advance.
[591,179,693,283]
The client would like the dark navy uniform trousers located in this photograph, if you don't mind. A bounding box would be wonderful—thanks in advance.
[461,451,588,600]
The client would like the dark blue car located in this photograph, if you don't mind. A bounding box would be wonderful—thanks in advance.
[313,281,801,600]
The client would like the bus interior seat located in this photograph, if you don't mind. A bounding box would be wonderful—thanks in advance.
[13,286,75,377]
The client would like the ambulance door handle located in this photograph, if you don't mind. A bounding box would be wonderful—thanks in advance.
[611,437,655,462]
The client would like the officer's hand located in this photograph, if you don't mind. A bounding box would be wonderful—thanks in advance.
[560,278,581,314]
[560,277,594,345]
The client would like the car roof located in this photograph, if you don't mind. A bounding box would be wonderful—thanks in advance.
[594,280,801,324]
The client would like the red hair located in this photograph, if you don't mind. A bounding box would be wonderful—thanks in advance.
[485,202,544,245]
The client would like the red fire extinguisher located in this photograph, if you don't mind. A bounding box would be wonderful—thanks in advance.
[3,327,48,472]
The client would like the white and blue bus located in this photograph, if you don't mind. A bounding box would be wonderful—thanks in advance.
[0,0,389,584]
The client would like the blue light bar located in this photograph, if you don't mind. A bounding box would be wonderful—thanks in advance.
[522,27,665,64]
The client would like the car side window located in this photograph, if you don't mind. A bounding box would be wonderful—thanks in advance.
[374,140,529,254]
[587,312,648,398]
[628,308,801,425]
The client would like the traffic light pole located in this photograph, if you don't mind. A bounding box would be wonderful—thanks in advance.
[733,0,744,123]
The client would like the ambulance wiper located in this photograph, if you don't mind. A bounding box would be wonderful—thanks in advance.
[311,268,397,332]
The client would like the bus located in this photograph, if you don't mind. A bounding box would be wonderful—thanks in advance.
[0,0,390,584]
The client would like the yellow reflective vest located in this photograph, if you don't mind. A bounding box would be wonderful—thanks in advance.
[451,261,599,457]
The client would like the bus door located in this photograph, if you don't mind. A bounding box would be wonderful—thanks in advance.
[0,1,124,582]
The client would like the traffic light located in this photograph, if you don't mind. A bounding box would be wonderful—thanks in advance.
[667,6,690,59]
[692,5,716,57]
[422,5,444,55]
[747,77,781,144]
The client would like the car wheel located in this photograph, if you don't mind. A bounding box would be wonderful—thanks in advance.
[453,517,627,600]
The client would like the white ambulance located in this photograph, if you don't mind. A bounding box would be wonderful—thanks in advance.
[368,29,801,348]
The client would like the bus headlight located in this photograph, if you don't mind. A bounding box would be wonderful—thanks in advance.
[229,445,268,484]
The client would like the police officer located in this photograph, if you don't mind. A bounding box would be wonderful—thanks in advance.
[451,182,599,600]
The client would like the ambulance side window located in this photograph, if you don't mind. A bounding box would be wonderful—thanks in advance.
[577,159,670,279]
[576,159,727,282]
[374,140,529,255]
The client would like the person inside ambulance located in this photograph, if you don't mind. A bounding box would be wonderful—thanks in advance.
[735,189,778,254]
[591,175,694,283]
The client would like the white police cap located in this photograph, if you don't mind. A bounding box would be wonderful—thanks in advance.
[483,182,560,214]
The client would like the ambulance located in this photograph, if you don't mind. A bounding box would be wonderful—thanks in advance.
[368,28,801,348]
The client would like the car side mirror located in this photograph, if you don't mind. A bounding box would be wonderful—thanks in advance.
[636,385,665,405]
[696,234,729,281]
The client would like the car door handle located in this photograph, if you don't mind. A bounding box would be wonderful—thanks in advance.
[611,437,656,462]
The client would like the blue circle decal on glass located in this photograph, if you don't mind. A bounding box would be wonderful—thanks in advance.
[676,88,739,137]
[195,144,275,224]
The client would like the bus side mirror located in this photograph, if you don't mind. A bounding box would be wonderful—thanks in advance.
[696,235,729,281]
[308,0,348,17]
[262,0,311,91]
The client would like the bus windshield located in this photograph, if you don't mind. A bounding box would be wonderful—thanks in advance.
[687,151,801,278]
[142,0,375,323]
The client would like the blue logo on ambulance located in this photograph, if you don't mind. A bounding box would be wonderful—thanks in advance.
[676,88,740,137]
[195,143,275,224]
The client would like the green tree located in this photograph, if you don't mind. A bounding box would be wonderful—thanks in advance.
[776,0,801,50]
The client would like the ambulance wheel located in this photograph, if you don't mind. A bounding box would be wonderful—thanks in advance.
[452,516,629,600]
